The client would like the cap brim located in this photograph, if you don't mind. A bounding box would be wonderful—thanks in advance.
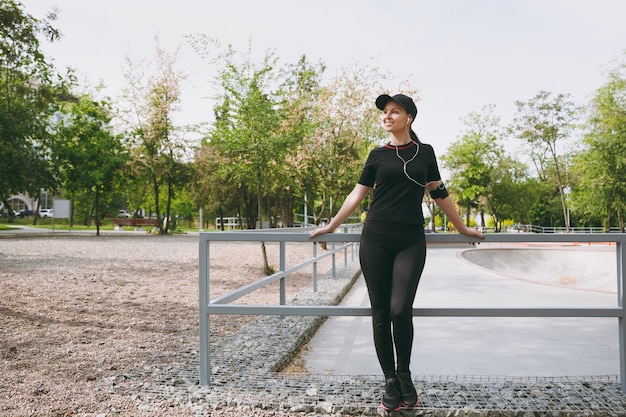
[375,94,394,111]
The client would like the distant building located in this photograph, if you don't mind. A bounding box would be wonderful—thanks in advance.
[0,191,51,215]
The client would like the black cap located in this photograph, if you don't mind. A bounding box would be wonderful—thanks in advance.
[375,94,418,119]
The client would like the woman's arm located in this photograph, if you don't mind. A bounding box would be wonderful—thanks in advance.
[429,181,484,239]
[309,184,371,238]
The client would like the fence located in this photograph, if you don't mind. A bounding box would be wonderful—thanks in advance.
[513,224,624,234]
[198,230,626,391]
[215,217,244,230]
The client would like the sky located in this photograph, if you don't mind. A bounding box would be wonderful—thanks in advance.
[26,0,626,161]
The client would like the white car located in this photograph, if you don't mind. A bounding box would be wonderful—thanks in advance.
[118,210,132,218]
[39,209,54,218]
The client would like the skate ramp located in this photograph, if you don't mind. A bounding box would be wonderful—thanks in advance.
[304,246,619,377]
[461,247,616,293]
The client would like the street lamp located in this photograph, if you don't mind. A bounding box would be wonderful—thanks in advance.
[563,186,572,231]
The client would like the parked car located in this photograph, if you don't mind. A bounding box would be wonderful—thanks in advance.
[39,209,54,218]
[118,209,131,218]
[17,210,33,218]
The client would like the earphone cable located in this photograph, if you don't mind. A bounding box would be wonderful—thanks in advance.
[393,139,436,188]
[394,140,430,188]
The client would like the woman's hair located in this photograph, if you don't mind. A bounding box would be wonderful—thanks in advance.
[409,128,422,144]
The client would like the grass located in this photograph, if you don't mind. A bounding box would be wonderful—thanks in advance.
[0,217,211,233]
[0,218,114,231]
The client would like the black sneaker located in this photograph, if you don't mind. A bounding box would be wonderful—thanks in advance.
[396,371,419,407]
[381,377,401,411]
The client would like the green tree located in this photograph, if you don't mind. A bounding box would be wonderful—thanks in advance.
[574,54,626,231]
[280,55,326,226]
[510,91,579,232]
[292,64,389,225]
[53,94,128,235]
[208,46,289,230]
[191,145,241,230]
[0,0,69,217]
[208,45,294,273]
[442,105,501,227]
[484,155,529,231]
[120,40,189,234]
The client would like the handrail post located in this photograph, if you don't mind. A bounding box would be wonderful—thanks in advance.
[332,241,336,278]
[618,240,626,393]
[198,237,210,386]
[312,242,318,293]
[280,241,286,306]
[341,229,348,268]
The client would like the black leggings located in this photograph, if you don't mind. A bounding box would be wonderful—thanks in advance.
[359,221,426,378]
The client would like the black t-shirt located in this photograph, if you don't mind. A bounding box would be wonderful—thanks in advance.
[358,141,443,226]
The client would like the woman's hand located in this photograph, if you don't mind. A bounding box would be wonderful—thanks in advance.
[309,225,333,239]
[459,226,485,242]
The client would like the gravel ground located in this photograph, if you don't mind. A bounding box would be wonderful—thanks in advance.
[2,232,626,417]
[0,232,337,417]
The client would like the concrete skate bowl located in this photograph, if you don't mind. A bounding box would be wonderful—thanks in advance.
[461,247,617,293]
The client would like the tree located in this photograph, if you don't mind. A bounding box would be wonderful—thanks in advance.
[510,91,579,232]
[120,39,189,234]
[207,44,293,273]
[483,154,529,231]
[574,54,626,232]
[291,63,390,226]
[189,145,239,230]
[279,55,326,227]
[53,94,128,235]
[0,0,69,217]
[209,45,288,225]
[442,105,501,228]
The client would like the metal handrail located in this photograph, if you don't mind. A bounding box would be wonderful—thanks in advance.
[199,231,626,391]
[512,224,623,234]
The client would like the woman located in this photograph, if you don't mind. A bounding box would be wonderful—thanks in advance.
[310,93,484,411]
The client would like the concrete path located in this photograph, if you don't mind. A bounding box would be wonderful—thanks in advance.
[303,243,620,377]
